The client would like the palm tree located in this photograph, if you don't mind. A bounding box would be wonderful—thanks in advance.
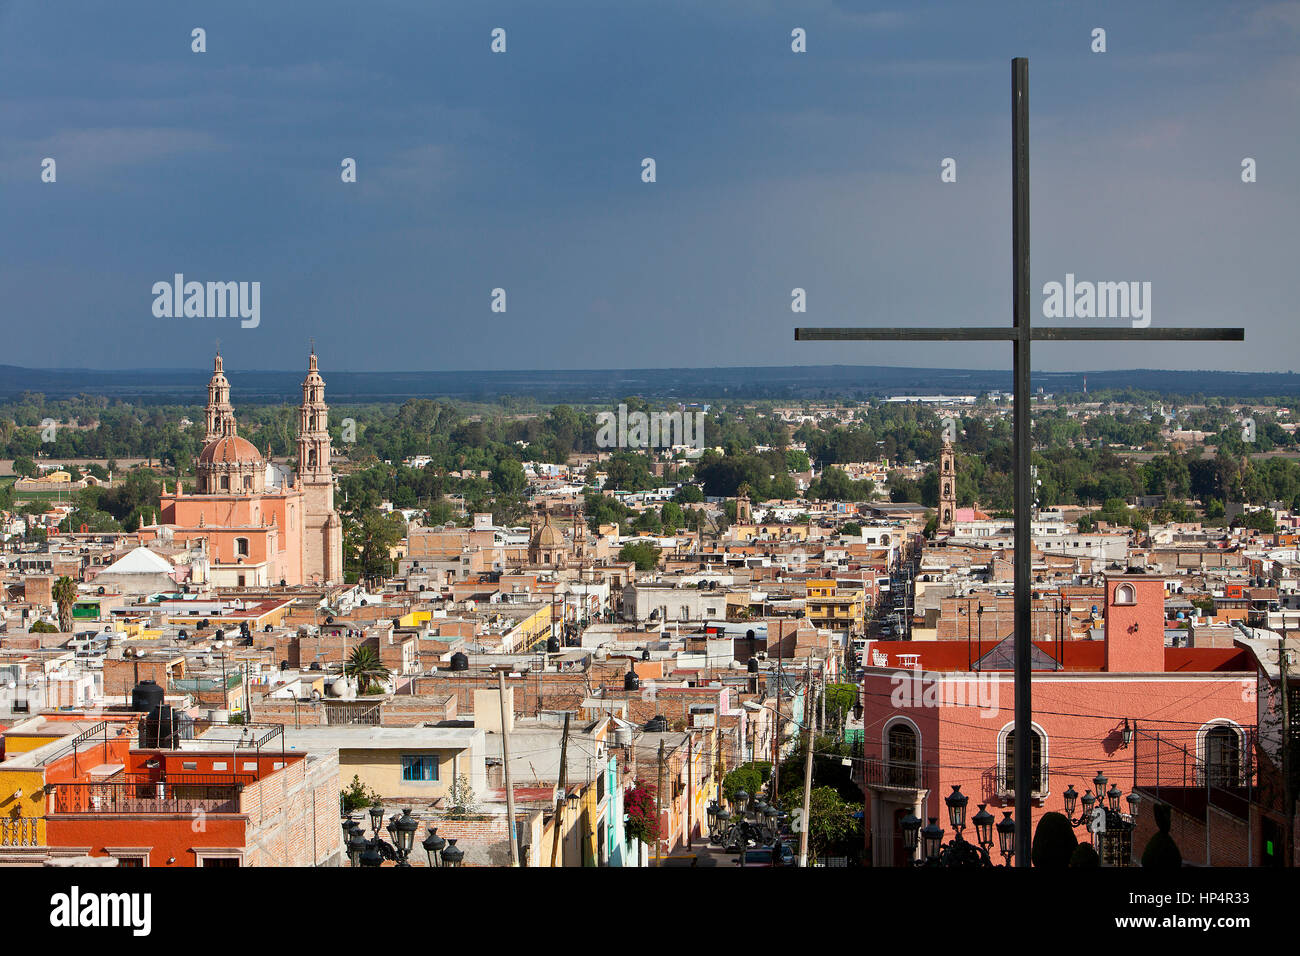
[52,576,78,634]
[344,645,390,695]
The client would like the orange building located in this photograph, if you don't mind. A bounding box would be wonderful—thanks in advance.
[145,351,343,587]
[39,723,341,867]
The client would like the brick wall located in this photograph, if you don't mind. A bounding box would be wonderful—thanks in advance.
[1130,799,1251,867]
[239,752,343,866]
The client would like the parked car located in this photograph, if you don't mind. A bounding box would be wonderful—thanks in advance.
[737,844,797,867]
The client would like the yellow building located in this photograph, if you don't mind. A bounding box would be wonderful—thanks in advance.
[280,725,486,804]
[805,579,866,633]
[0,716,139,855]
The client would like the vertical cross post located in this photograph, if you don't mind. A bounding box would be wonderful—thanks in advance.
[1011,55,1033,865]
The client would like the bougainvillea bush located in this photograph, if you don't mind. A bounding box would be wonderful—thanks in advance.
[623,779,660,846]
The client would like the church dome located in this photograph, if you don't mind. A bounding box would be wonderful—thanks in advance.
[532,517,563,549]
[198,434,264,465]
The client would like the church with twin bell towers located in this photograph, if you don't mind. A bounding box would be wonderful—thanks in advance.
[149,350,343,587]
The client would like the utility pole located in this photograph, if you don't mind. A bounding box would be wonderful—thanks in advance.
[498,670,520,867]
[550,712,570,867]
[686,731,694,850]
[772,626,782,800]
[799,667,815,867]
[656,739,665,867]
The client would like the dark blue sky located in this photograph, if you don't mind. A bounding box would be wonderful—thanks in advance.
[2,0,1296,373]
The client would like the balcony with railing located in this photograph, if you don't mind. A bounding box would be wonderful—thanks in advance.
[859,756,937,793]
[50,773,253,815]
[0,816,43,847]
[990,762,1050,802]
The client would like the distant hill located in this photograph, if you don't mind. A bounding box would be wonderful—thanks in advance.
[0,364,1295,405]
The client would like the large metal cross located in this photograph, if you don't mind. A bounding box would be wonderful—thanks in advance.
[795,57,1244,866]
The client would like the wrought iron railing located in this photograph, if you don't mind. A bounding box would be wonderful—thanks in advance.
[860,756,936,792]
[994,761,1049,796]
[51,781,243,815]
[0,817,42,847]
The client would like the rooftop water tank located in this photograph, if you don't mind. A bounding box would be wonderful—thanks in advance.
[449,651,469,671]
[130,679,165,714]
[624,668,640,691]
[644,715,669,733]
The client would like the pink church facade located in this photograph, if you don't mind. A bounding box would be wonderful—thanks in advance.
[859,574,1256,866]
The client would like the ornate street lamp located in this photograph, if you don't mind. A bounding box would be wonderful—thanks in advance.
[360,840,383,867]
[945,784,969,832]
[900,812,921,856]
[1064,772,1140,866]
[391,809,419,866]
[996,811,1016,864]
[369,803,385,836]
[900,795,1013,868]
[346,829,367,867]
[920,818,944,862]
[1106,784,1124,814]
[440,838,465,867]
[422,825,446,867]
[972,804,995,849]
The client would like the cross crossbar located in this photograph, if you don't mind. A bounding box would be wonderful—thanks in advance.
[794,327,1244,342]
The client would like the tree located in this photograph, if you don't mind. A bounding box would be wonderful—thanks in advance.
[12,456,37,478]
[722,763,765,803]
[52,575,78,633]
[490,459,527,496]
[1069,843,1101,867]
[446,773,479,818]
[30,620,58,633]
[344,645,390,694]
[823,684,858,732]
[345,511,406,586]
[1141,803,1182,868]
[786,786,861,863]
[340,774,381,813]
[1030,811,1078,868]
[619,541,661,571]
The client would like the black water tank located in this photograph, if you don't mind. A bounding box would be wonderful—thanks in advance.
[645,715,668,732]
[747,658,760,673]
[142,704,177,748]
[546,635,561,654]
[624,668,640,691]
[449,652,469,671]
[131,679,165,714]
[641,647,651,661]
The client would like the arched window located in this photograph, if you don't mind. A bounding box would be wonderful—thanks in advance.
[1001,725,1047,796]
[220,475,229,491]
[1114,584,1136,605]
[886,721,919,788]
[235,537,250,558]
[1200,722,1244,788]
